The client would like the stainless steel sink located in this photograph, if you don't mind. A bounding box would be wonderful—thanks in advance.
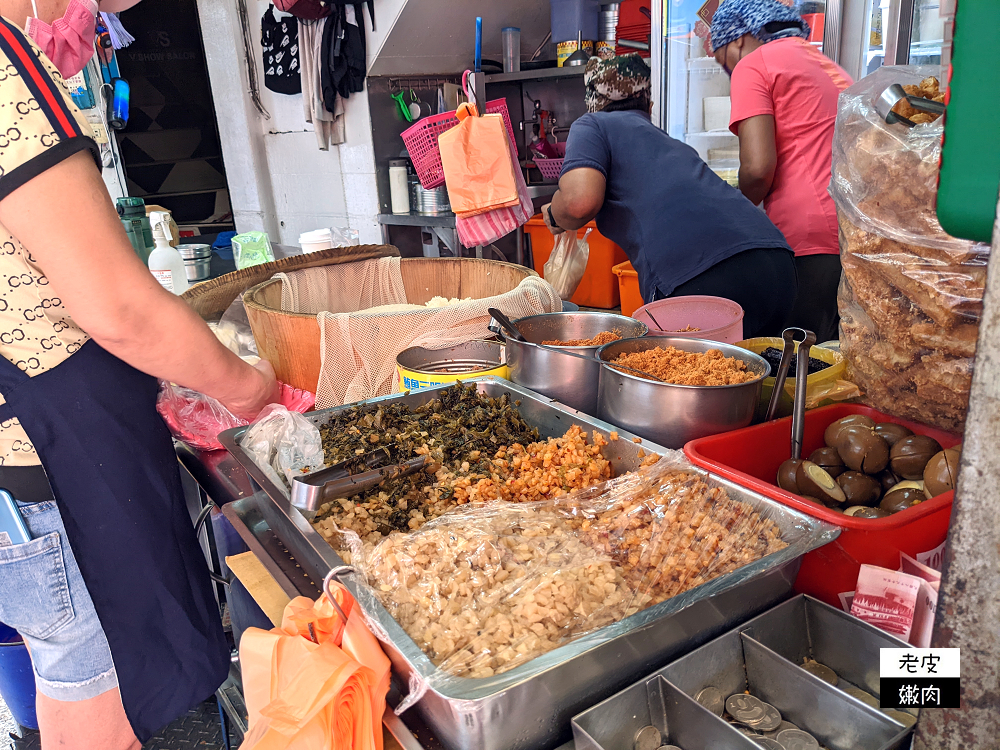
[526,184,558,199]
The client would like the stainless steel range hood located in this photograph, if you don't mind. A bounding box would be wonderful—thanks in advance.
[368,0,553,76]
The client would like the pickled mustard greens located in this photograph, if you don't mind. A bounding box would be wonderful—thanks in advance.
[315,385,538,534]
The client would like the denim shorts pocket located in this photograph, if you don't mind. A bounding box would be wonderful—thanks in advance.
[0,532,75,639]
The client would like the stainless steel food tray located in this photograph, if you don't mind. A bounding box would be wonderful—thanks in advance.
[573,594,913,750]
[219,378,839,750]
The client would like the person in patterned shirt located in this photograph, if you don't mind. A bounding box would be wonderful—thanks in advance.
[0,1,278,748]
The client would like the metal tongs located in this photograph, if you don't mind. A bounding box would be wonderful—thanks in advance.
[290,446,427,514]
[764,327,817,460]
[875,83,946,128]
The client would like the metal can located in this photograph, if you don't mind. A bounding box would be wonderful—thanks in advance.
[396,341,508,392]
[557,39,594,66]
[176,243,213,282]
[596,40,616,59]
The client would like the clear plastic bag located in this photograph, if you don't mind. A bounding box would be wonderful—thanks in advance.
[331,227,360,247]
[158,383,316,452]
[830,66,988,433]
[208,294,259,361]
[157,381,245,451]
[233,231,276,270]
[543,228,591,301]
[354,453,789,689]
[240,404,324,493]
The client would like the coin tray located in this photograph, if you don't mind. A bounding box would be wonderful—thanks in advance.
[738,595,916,718]
[572,596,913,750]
[573,674,761,750]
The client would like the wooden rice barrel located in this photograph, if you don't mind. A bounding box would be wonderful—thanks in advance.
[244,257,538,392]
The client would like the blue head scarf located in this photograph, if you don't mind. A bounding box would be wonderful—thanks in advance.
[710,0,810,52]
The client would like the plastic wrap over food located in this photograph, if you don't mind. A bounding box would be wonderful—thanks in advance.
[241,404,325,492]
[830,65,988,433]
[349,452,827,707]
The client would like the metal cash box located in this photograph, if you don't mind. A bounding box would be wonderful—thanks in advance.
[573,595,914,750]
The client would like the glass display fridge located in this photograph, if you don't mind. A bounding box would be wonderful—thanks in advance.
[860,0,945,74]
[649,0,946,171]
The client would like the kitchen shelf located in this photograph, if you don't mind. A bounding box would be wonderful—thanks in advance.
[484,66,586,84]
[378,212,456,228]
[685,129,737,138]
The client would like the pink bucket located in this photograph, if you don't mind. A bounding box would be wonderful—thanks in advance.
[632,295,744,344]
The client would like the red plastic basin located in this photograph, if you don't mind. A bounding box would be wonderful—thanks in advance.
[684,403,959,608]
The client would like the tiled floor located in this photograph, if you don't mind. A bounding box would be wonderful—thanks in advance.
[0,698,16,750]
[4,699,236,750]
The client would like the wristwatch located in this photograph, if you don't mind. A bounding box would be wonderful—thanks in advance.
[547,204,560,230]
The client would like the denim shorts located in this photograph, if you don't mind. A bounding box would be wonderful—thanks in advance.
[0,500,119,701]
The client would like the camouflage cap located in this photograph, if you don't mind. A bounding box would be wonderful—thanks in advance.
[584,54,652,113]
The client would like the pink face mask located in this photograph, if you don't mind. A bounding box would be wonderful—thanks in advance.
[24,0,99,79]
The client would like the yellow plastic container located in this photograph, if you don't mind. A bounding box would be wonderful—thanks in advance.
[396,341,508,392]
[737,337,858,420]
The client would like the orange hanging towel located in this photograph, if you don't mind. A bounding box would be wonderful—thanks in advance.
[439,103,520,217]
[239,583,391,750]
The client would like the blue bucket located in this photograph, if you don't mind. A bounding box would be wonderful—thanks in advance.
[0,623,37,729]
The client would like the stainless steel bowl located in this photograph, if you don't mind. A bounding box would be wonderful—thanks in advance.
[597,336,769,448]
[506,312,648,415]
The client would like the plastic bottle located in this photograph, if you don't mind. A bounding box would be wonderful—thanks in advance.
[550,0,600,44]
[389,159,411,214]
[116,196,154,263]
[147,211,189,294]
[502,27,521,73]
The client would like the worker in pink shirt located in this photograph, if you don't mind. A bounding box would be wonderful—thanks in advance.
[711,0,853,342]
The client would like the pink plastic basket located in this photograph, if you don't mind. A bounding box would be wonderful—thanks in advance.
[533,142,566,182]
[401,99,516,190]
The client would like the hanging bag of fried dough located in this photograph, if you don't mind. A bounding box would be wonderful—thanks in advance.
[829,66,988,433]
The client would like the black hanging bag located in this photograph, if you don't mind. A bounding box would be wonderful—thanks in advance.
[261,5,302,95]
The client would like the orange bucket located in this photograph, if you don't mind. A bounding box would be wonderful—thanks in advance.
[612,260,644,317]
[525,217,627,309]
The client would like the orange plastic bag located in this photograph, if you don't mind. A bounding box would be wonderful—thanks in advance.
[239,583,391,750]
[439,103,519,217]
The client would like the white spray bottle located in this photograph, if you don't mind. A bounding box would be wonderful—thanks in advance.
[147,211,189,294]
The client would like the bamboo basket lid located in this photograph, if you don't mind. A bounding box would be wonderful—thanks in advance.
[181,243,400,320]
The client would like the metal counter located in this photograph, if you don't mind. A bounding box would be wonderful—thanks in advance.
[175,445,446,750]
[211,379,838,750]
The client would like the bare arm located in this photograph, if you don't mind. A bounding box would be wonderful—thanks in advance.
[543,167,607,234]
[0,151,276,419]
[736,114,777,206]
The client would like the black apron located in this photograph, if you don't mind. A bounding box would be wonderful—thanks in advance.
[0,340,228,741]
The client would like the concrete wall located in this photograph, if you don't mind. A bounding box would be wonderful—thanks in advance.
[195,0,388,245]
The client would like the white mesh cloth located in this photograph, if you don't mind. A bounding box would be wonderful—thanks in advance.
[274,256,407,314]
[275,259,562,407]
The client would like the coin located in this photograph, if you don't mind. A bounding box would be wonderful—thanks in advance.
[801,659,839,686]
[726,694,782,732]
[695,686,726,716]
[754,739,784,750]
[633,725,662,750]
[883,709,917,728]
[843,686,880,710]
[764,720,799,738]
[775,728,820,750]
